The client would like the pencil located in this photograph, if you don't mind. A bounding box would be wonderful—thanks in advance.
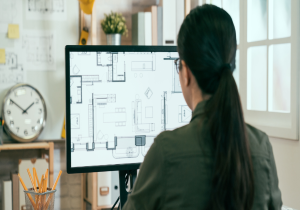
[18,174,36,208]
[27,169,37,193]
[37,175,44,210]
[44,170,62,209]
[52,170,62,190]
[33,168,40,189]
[45,169,48,191]
[32,169,38,209]
[33,170,36,189]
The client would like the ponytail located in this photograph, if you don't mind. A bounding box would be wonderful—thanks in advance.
[177,4,254,210]
[205,65,254,210]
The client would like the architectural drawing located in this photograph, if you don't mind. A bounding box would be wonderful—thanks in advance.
[131,52,156,71]
[164,55,182,93]
[22,32,55,70]
[70,51,191,168]
[78,52,91,55]
[178,105,192,123]
[71,114,80,129]
[25,0,66,21]
[132,95,155,133]
[0,0,18,24]
[0,0,22,33]
[0,49,25,89]
[144,87,153,99]
[27,0,64,13]
[70,76,82,104]
[97,52,126,82]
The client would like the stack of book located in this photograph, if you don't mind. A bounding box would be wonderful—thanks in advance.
[132,0,186,46]
[2,173,18,210]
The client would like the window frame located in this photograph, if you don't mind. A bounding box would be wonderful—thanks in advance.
[201,0,299,140]
[239,0,299,140]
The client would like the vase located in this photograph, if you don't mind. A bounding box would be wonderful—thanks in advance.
[106,33,122,45]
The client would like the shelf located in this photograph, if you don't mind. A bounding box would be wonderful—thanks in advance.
[0,142,54,187]
[0,142,51,151]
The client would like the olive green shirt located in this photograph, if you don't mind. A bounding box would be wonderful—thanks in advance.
[123,101,282,210]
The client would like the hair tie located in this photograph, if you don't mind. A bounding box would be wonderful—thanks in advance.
[222,63,232,71]
[218,63,232,79]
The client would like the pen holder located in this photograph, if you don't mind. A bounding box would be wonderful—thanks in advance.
[24,188,56,210]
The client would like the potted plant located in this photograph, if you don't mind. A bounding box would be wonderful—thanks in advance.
[101,11,128,45]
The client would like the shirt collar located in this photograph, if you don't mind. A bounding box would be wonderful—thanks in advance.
[190,100,207,122]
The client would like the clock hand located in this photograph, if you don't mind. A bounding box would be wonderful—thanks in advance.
[22,102,34,114]
[10,99,27,114]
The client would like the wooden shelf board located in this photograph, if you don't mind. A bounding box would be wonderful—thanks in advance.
[0,142,51,151]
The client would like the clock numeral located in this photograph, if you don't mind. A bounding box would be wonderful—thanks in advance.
[39,108,42,114]
[10,121,14,125]
[7,110,11,115]
[24,130,28,135]
[31,92,32,97]
[16,127,19,133]
[35,99,39,104]
[32,126,36,132]
[37,119,40,124]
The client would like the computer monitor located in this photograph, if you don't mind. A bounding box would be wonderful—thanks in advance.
[65,46,192,174]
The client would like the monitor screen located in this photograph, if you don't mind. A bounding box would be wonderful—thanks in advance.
[65,46,192,173]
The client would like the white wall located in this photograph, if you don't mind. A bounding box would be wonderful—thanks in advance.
[270,137,300,209]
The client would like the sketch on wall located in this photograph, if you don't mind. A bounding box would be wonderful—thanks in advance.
[0,49,26,90]
[0,0,22,32]
[22,31,55,71]
[25,0,67,20]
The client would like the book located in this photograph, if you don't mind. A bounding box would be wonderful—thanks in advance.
[157,6,163,45]
[144,12,152,45]
[176,0,185,34]
[162,0,185,45]
[163,0,176,45]
[132,12,145,45]
[11,173,19,210]
[144,6,158,45]
[2,180,12,210]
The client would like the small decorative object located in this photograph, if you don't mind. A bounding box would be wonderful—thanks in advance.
[79,27,89,45]
[101,11,128,45]
[2,84,47,142]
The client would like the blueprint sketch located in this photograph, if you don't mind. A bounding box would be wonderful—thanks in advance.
[70,51,191,168]
[25,0,67,20]
[22,31,55,71]
[0,48,26,90]
[0,0,22,33]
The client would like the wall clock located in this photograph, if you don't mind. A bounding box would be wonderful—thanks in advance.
[2,84,47,142]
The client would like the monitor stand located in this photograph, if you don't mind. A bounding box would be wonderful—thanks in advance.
[118,170,137,209]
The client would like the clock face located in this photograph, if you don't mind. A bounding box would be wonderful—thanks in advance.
[3,84,46,141]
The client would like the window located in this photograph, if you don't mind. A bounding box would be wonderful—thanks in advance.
[202,0,299,140]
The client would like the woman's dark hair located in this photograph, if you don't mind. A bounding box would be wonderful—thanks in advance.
[177,4,254,210]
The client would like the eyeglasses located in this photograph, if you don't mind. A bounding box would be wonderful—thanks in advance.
[174,58,180,74]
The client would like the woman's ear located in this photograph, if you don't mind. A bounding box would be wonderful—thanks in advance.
[181,60,191,87]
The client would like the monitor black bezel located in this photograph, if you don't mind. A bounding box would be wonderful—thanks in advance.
[65,45,178,174]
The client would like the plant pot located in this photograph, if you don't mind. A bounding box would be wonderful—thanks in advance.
[106,33,122,45]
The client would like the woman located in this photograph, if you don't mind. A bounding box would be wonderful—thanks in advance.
[123,4,282,210]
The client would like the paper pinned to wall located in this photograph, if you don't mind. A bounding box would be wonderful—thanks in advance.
[0,0,22,33]
[8,24,20,39]
[22,30,55,71]
[0,49,5,64]
[0,48,26,90]
[25,0,67,21]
